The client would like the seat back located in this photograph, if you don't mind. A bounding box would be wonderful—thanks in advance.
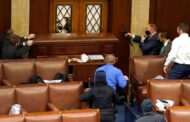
[130,56,165,85]
[166,106,190,122]
[3,59,35,85]
[48,82,83,110]
[35,58,68,80]
[25,111,61,122]
[16,84,48,112]
[0,109,99,122]
[147,79,182,105]
[62,109,100,122]
[182,80,190,104]
[0,61,3,85]
[0,114,24,122]
[0,87,15,115]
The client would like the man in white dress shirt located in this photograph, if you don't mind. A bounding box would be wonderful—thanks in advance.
[164,23,190,79]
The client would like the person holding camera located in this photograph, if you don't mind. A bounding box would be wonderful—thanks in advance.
[2,29,34,59]
[126,24,162,55]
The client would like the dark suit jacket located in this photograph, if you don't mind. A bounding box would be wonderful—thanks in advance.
[133,33,163,55]
[135,111,166,122]
[2,40,30,59]
[160,40,172,57]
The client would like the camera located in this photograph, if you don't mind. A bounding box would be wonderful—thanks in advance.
[20,37,28,43]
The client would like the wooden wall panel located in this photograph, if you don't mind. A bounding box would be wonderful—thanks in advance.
[150,0,190,39]
[30,0,50,34]
[0,0,11,35]
[29,0,131,74]
[108,0,131,74]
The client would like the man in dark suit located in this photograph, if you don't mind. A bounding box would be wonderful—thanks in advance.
[126,24,162,55]
[158,32,172,57]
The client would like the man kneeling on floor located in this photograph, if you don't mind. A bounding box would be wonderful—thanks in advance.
[135,99,166,122]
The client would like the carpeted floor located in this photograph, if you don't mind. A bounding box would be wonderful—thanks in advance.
[116,103,140,122]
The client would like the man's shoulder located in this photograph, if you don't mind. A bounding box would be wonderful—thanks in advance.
[111,66,122,72]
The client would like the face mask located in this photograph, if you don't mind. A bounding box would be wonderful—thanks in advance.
[145,31,150,35]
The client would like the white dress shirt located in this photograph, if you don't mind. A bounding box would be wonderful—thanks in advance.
[165,33,190,66]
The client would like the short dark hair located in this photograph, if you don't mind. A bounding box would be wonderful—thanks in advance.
[159,32,168,39]
[178,23,189,33]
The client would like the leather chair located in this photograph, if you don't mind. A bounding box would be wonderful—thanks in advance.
[181,80,190,106]
[0,81,85,115]
[62,109,100,122]
[25,111,61,122]
[0,114,25,122]
[48,82,85,111]
[147,79,182,109]
[130,56,165,107]
[35,58,68,80]
[0,109,100,122]
[15,84,49,113]
[166,106,190,122]
[0,87,15,115]
[2,59,35,86]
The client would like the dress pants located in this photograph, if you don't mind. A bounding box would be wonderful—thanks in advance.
[168,63,190,79]
[100,113,116,122]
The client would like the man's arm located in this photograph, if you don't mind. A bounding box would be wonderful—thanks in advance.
[111,87,121,104]
[80,89,93,101]
[164,40,178,66]
[163,40,178,73]
[125,33,141,43]
[133,35,142,43]
[116,70,127,88]
[139,37,159,54]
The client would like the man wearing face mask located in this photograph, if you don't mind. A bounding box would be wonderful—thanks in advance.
[126,24,162,55]
[158,32,172,57]
[164,23,190,79]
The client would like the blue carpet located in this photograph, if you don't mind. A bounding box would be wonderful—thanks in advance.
[116,103,141,122]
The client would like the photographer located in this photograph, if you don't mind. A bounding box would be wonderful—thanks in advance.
[2,29,34,59]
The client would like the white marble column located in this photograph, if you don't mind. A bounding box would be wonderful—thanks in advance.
[11,0,30,36]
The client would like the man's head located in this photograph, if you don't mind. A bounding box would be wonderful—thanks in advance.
[104,54,116,65]
[177,23,189,35]
[141,99,153,113]
[146,24,157,35]
[158,32,168,43]
[94,70,107,87]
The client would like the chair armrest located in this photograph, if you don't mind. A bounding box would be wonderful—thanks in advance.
[181,98,190,106]
[47,103,59,111]
[80,102,89,109]
[2,79,13,87]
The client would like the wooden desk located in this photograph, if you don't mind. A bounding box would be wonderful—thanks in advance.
[69,60,105,82]
[31,33,118,57]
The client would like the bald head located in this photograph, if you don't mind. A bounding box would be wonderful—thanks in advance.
[105,54,116,65]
